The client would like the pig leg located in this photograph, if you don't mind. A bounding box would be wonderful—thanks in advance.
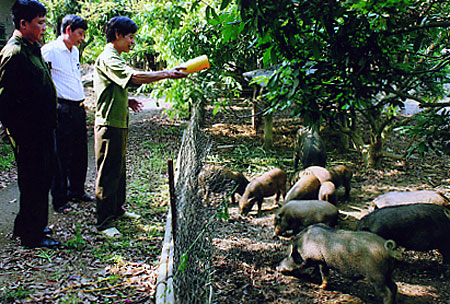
[257,198,264,217]
[275,191,281,206]
[280,183,287,201]
[343,181,350,200]
[440,247,450,265]
[368,274,397,304]
[387,277,398,304]
[318,264,330,289]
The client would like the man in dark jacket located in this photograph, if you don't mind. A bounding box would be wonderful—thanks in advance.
[0,0,59,248]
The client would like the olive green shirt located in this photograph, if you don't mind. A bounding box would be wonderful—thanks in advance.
[0,30,57,134]
[93,43,135,128]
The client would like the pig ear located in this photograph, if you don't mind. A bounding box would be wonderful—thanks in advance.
[288,244,295,256]
[290,244,303,264]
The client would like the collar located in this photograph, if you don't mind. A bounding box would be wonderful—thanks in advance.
[106,43,120,56]
[55,36,72,52]
[12,29,42,53]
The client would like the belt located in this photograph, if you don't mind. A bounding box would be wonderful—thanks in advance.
[58,98,84,107]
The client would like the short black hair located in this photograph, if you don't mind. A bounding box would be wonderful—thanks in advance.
[105,16,138,43]
[12,0,47,30]
[61,15,88,34]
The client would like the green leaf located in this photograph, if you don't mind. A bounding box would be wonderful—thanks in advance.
[220,0,232,11]
[178,253,188,273]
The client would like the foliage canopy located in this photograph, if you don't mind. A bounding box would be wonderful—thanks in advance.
[41,0,450,165]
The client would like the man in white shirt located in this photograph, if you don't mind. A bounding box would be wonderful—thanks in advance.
[42,15,93,214]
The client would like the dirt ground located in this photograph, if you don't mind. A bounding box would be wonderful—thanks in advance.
[201,106,450,304]
[1,98,449,303]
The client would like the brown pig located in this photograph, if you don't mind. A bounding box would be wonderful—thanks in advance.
[278,224,398,304]
[370,190,449,211]
[301,165,353,200]
[239,168,287,216]
[274,200,338,236]
[198,165,249,204]
[328,165,353,199]
[318,181,337,205]
[284,173,321,203]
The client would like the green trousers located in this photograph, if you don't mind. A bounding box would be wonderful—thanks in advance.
[94,125,128,226]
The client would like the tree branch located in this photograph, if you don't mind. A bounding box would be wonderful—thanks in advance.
[387,21,450,36]
[419,102,450,108]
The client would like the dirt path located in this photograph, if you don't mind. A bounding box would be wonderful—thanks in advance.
[0,138,96,246]
[0,96,170,244]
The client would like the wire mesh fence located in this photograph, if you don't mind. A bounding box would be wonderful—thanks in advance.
[172,110,238,303]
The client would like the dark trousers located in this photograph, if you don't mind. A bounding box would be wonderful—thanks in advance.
[94,125,128,225]
[51,100,88,208]
[8,129,55,243]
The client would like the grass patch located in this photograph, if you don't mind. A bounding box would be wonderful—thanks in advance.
[0,286,32,302]
[0,139,14,171]
[127,141,177,212]
[208,141,293,176]
[65,223,87,251]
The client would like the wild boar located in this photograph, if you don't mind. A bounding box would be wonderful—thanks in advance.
[304,165,353,200]
[198,165,249,204]
[318,181,337,205]
[292,165,353,200]
[293,128,327,170]
[278,224,398,304]
[284,173,321,203]
[369,190,450,211]
[239,168,287,216]
[357,203,450,263]
[328,165,353,200]
[274,200,338,236]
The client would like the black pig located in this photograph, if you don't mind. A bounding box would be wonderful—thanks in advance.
[274,200,338,236]
[357,203,450,263]
[293,128,327,170]
[278,224,398,304]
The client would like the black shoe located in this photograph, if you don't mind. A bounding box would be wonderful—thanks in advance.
[54,203,73,214]
[69,193,95,203]
[13,228,53,238]
[43,228,53,235]
[95,215,116,230]
[21,236,60,249]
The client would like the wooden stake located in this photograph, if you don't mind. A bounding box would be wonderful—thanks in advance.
[168,158,176,241]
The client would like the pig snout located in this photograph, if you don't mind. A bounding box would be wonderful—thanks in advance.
[277,244,304,273]
[277,256,297,273]
[240,197,256,216]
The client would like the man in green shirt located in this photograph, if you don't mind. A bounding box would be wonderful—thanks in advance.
[0,0,59,248]
[94,16,187,229]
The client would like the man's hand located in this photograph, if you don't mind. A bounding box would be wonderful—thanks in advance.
[167,67,188,79]
[128,98,143,113]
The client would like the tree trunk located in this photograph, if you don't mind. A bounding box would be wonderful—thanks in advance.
[367,134,383,167]
[252,86,263,133]
[351,131,383,167]
[263,113,273,151]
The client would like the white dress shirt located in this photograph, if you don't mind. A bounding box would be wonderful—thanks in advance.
[42,36,85,101]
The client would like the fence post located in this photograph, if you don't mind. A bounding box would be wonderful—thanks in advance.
[168,158,176,242]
